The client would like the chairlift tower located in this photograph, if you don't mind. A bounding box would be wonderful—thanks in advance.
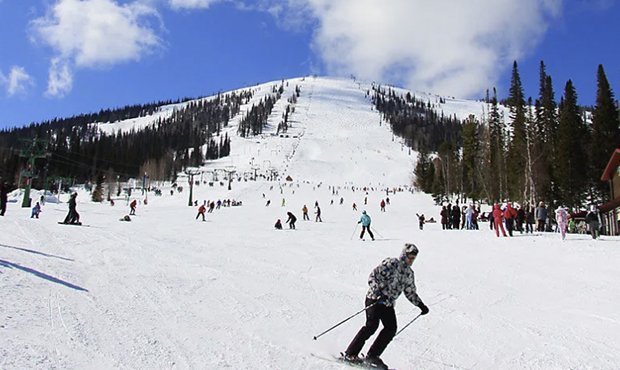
[184,169,201,206]
[224,167,236,190]
[18,137,49,208]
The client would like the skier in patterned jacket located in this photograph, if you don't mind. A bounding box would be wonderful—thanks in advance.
[344,243,429,369]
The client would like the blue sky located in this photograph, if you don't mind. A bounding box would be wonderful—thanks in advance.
[0,0,618,129]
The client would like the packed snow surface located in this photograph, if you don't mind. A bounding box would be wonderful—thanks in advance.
[2,77,619,369]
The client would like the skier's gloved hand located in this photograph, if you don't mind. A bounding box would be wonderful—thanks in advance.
[418,302,429,315]
[376,296,388,305]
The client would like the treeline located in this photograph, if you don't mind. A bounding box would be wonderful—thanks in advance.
[277,85,301,135]
[412,62,620,209]
[372,86,463,152]
[237,83,288,137]
[0,90,253,188]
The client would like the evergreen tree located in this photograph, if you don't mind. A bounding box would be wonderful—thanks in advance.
[535,62,558,201]
[590,64,620,197]
[414,149,434,192]
[555,80,589,207]
[92,174,105,202]
[506,61,527,201]
[523,98,539,206]
[487,88,504,202]
[431,159,445,202]
[461,114,480,199]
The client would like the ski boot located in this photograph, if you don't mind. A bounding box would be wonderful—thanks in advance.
[341,352,363,365]
[364,355,388,369]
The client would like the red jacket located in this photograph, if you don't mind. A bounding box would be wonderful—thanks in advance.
[503,204,517,220]
[492,205,503,220]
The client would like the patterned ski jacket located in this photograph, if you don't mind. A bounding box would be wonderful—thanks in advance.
[366,248,423,308]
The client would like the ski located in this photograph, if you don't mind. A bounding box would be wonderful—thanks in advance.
[310,353,395,370]
[58,222,89,227]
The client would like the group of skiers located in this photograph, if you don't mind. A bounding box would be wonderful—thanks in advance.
[439,201,604,240]
[440,204,481,230]
[195,199,243,221]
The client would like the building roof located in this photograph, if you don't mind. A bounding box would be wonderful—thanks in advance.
[601,148,620,181]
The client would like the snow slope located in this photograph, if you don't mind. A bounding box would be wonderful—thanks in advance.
[1,77,619,370]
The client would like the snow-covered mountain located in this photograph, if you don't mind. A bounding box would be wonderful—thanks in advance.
[1,76,619,370]
[94,76,504,186]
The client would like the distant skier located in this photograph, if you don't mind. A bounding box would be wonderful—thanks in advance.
[302,205,309,221]
[31,202,41,219]
[62,193,80,224]
[585,206,601,239]
[0,182,8,216]
[536,202,548,232]
[380,199,386,212]
[555,206,569,240]
[352,203,358,211]
[492,204,506,237]
[196,204,206,221]
[286,212,297,229]
[503,203,517,237]
[343,243,429,369]
[315,206,322,222]
[358,210,374,241]
[274,219,283,230]
[415,213,425,230]
[440,206,448,230]
[525,206,535,234]
[130,199,137,215]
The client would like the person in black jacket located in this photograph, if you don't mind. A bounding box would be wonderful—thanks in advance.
[0,182,8,216]
[585,207,601,239]
[286,212,297,229]
[63,193,80,224]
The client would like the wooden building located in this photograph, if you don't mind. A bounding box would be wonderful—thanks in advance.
[600,148,620,236]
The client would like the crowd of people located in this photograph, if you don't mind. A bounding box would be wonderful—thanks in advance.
[438,201,603,240]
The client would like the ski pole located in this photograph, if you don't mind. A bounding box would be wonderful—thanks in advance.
[371,226,384,238]
[313,302,379,340]
[394,313,421,337]
[350,224,359,240]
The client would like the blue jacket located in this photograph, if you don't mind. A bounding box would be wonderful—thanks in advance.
[359,214,371,227]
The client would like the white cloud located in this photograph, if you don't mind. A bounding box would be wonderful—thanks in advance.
[169,0,223,10]
[0,66,34,96]
[258,0,563,98]
[31,0,162,97]
[45,58,73,98]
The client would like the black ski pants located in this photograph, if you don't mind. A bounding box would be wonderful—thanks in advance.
[505,218,514,236]
[346,298,397,358]
[360,225,374,240]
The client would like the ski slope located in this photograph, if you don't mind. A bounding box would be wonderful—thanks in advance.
[1,77,620,369]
